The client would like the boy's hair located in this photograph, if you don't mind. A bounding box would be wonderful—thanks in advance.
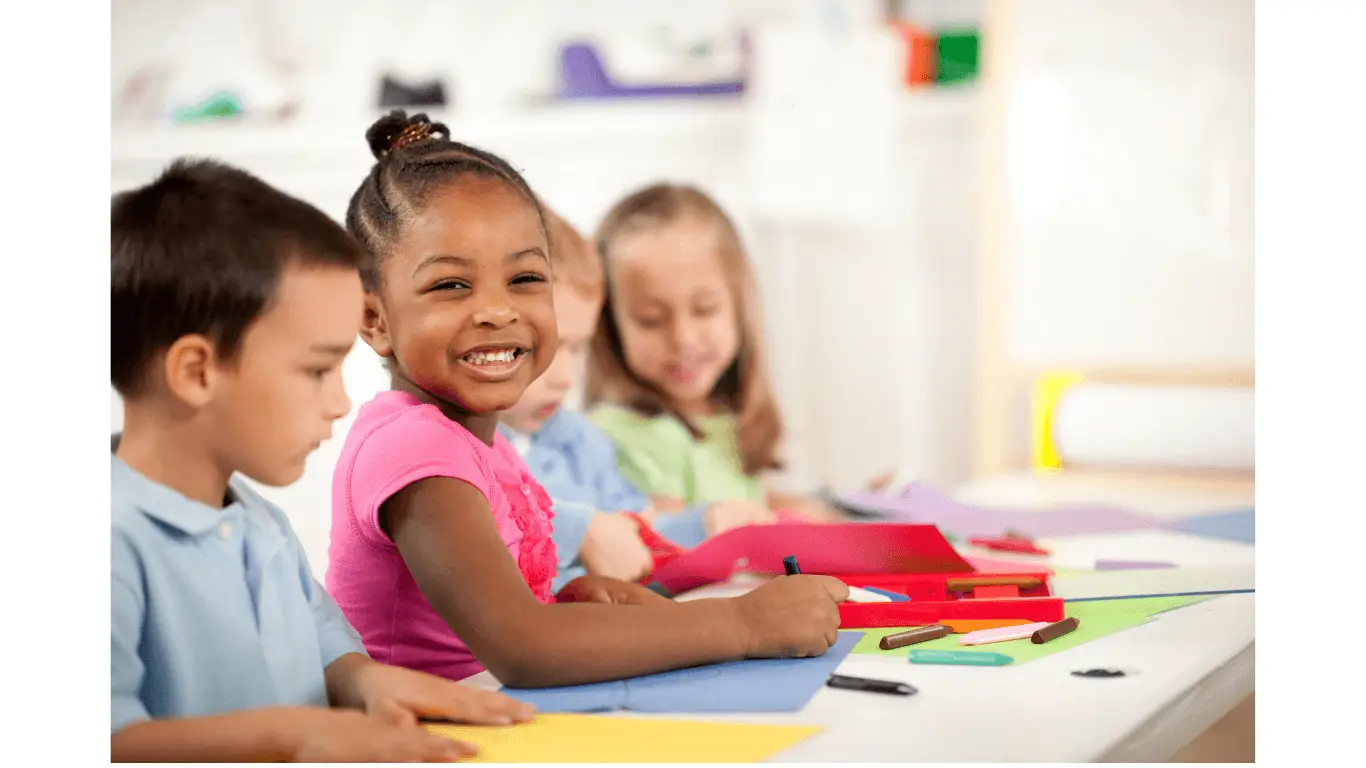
[345,110,546,291]
[586,183,784,476]
[111,159,364,397]
[544,208,603,304]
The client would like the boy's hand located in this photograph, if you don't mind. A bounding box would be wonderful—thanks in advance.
[556,574,671,605]
[580,513,654,582]
[733,575,847,658]
[289,708,478,762]
[703,500,777,537]
[343,657,534,728]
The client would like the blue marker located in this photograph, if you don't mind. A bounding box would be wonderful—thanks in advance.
[783,555,801,576]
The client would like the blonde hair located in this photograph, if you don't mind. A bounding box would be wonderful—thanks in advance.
[543,208,603,304]
[586,183,783,475]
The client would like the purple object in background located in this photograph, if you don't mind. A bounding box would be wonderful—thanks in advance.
[1093,559,1177,571]
[835,484,1163,539]
[557,43,745,100]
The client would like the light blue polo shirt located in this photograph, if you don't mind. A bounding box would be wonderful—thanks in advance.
[111,447,366,733]
[498,410,708,591]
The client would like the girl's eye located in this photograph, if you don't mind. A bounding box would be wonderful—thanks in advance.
[694,304,719,318]
[429,279,470,292]
[511,272,548,286]
[633,316,664,330]
[307,367,331,381]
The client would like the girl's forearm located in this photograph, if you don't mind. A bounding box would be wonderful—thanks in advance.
[476,598,752,689]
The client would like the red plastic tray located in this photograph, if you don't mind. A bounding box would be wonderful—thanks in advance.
[830,571,1064,628]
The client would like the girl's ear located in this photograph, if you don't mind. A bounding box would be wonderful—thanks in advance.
[359,292,394,358]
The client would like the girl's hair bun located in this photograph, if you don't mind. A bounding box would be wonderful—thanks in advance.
[364,110,450,160]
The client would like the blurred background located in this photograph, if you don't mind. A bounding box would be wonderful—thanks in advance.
[110,0,1254,580]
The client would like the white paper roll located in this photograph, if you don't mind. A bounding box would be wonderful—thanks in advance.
[1052,384,1253,471]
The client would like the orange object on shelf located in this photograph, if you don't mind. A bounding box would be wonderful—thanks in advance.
[891,21,937,87]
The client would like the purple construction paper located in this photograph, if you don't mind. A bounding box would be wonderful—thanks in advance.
[835,483,1163,539]
[557,43,745,100]
[1094,559,1177,571]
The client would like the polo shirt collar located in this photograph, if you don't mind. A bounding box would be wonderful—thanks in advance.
[111,433,243,537]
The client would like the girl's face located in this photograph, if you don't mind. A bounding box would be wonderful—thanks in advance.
[361,175,557,416]
[609,216,740,415]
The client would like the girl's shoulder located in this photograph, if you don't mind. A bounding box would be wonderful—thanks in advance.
[343,391,497,492]
[588,403,692,443]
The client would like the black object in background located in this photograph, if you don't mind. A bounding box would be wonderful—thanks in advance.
[379,75,448,108]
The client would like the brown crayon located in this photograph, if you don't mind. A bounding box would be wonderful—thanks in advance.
[1030,617,1079,644]
[879,625,951,650]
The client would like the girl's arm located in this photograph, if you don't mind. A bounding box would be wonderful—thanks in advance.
[384,476,844,689]
[766,488,846,523]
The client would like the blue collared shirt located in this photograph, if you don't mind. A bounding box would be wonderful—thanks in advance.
[500,410,708,590]
[111,448,366,733]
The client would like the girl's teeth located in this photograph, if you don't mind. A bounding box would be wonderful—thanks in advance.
[464,349,518,365]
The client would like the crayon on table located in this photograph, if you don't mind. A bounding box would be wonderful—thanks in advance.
[958,621,1053,646]
[1030,617,1079,644]
[939,618,1034,634]
[908,649,1013,666]
[879,625,950,650]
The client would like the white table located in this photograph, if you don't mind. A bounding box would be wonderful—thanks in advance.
[468,476,1255,762]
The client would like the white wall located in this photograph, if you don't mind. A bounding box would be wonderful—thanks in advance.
[112,0,983,576]
[1000,0,1253,368]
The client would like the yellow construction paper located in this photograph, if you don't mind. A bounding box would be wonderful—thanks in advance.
[425,714,821,763]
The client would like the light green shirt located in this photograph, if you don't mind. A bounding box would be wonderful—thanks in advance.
[589,404,765,505]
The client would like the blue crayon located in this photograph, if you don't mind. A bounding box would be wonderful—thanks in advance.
[908,649,1013,666]
[783,555,801,576]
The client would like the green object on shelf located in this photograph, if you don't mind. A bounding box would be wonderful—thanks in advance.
[171,91,243,123]
[935,28,979,84]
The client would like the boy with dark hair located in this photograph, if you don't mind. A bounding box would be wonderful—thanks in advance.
[110,159,531,762]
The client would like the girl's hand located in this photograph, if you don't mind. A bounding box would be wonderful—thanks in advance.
[778,497,846,524]
[288,708,477,763]
[580,512,654,582]
[732,575,847,658]
[649,495,689,512]
[556,575,671,605]
[703,500,777,537]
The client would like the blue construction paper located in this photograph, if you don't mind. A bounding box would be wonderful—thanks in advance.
[1166,508,1254,544]
[502,632,863,714]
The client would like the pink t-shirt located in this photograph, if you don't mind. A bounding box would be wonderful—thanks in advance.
[327,391,557,681]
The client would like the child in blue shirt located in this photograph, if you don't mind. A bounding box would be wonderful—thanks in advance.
[499,210,773,588]
[111,160,532,762]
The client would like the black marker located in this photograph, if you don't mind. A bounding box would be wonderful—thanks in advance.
[826,674,916,696]
[783,555,801,576]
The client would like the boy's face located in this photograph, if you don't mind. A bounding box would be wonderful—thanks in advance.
[501,286,599,434]
[207,263,362,486]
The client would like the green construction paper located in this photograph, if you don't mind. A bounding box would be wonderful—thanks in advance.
[852,595,1211,664]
